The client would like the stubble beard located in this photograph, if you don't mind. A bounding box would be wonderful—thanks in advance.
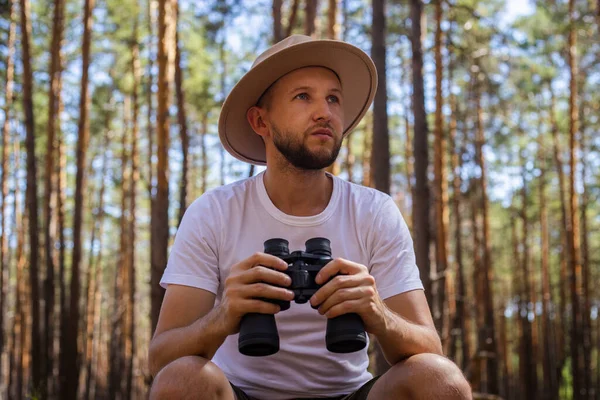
[271,123,342,170]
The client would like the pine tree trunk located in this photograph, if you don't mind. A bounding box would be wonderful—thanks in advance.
[83,125,109,400]
[146,0,155,200]
[539,129,558,400]
[175,3,189,225]
[273,0,283,42]
[151,0,175,334]
[18,0,43,393]
[285,0,300,37]
[410,0,431,306]
[43,0,65,393]
[304,0,318,36]
[57,119,68,400]
[370,0,390,195]
[433,0,448,336]
[473,66,498,394]
[519,148,537,399]
[549,84,568,382]
[567,0,584,396]
[127,19,141,398]
[578,92,592,398]
[448,59,468,368]
[0,0,16,377]
[63,0,95,398]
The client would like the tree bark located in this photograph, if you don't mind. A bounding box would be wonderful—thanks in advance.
[64,0,95,398]
[433,0,448,336]
[285,0,300,37]
[519,145,537,400]
[567,0,584,396]
[327,0,338,39]
[361,112,372,188]
[127,18,141,398]
[19,0,43,393]
[538,124,558,400]
[473,65,498,395]
[273,0,283,42]
[304,0,318,36]
[370,0,390,194]
[151,0,175,334]
[43,0,65,393]
[410,0,431,306]
[175,2,189,226]
[0,0,16,376]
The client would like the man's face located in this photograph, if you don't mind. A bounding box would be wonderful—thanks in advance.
[260,67,344,170]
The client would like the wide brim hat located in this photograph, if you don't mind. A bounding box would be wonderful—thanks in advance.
[218,34,378,165]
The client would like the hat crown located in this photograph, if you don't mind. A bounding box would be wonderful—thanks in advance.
[252,35,314,69]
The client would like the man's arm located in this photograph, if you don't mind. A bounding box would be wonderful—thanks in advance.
[148,285,228,377]
[310,259,442,367]
[377,289,442,365]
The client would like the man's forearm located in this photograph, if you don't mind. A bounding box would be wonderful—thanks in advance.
[375,306,443,366]
[149,306,230,377]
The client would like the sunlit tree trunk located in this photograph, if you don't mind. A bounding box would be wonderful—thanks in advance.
[567,0,584,396]
[370,0,389,194]
[19,0,43,393]
[43,0,65,393]
[361,112,372,188]
[410,0,431,306]
[151,0,175,334]
[63,0,95,398]
[433,0,448,336]
[175,2,189,225]
[0,0,16,377]
[127,18,141,398]
[83,122,109,400]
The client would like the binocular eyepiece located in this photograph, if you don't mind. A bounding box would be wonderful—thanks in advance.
[237,238,367,357]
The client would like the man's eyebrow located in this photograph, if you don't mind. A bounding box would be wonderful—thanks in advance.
[288,86,343,94]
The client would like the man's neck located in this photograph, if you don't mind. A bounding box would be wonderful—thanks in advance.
[262,167,333,217]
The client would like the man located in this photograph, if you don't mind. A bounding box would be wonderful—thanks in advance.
[149,35,472,400]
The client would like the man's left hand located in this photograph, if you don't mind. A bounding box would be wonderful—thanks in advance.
[310,258,388,336]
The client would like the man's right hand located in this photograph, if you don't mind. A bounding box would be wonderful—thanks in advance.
[216,252,295,336]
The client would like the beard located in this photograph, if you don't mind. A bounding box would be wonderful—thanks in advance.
[271,123,342,170]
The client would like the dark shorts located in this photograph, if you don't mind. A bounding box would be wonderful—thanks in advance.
[230,375,381,400]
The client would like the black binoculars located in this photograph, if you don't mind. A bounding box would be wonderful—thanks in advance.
[238,237,367,357]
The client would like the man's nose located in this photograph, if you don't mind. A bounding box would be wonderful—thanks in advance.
[312,98,332,121]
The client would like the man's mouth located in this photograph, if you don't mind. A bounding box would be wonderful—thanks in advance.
[311,128,333,138]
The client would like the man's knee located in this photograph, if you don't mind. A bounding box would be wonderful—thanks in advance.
[388,353,472,399]
[149,356,233,400]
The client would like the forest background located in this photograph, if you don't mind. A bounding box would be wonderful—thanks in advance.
[0,0,598,399]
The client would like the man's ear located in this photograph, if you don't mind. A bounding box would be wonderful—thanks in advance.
[247,106,269,139]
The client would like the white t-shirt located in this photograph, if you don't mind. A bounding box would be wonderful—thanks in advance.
[160,172,423,399]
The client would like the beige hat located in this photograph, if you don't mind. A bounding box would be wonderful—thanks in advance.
[218,34,378,165]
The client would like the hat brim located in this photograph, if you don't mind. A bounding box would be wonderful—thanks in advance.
[218,40,378,165]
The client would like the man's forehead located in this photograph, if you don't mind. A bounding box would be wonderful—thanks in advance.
[277,66,342,89]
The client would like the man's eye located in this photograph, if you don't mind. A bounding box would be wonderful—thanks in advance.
[295,93,309,100]
[328,95,340,103]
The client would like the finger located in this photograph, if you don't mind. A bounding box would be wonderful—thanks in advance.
[315,258,367,285]
[241,252,288,271]
[240,266,292,287]
[317,287,366,315]
[241,299,282,315]
[310,273,373,307]
[323,299,363,319]
[243,283,295,302]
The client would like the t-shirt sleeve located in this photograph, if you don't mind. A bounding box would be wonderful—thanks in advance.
[367,197,424,299]
[159,194,220,294]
